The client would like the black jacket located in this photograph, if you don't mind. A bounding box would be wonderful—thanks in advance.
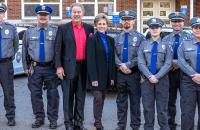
[86,32,115,90]
[54,22,94,79]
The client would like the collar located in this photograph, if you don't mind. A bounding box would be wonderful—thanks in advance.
[36,24,49,31]
[172,30,183,37]
[150,37,162,44]
[122,29,135,36]
[0,22,5,29]
[72,20,83,28]
[98,31,107,37]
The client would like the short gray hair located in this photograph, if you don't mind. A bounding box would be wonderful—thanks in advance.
[70,3,85,15]
[94,13,109,26]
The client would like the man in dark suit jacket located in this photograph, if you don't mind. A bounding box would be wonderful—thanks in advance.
[54,3,94,130]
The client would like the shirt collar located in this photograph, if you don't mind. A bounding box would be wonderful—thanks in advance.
[72,20,83,29]
[122,29,135,36]
[36,24,49,31]
[150,37,162,44]
[172,30,183,37]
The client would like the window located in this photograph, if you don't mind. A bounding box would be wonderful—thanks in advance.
[77,0,116,19]
[22,0,62,19]
[0,0,7,19]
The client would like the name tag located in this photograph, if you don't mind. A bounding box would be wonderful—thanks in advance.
[186,48,194,51]
[30,37,38,40]
[144,49,150,52]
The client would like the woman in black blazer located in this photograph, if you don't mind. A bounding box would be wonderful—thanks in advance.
[86,13,115,130]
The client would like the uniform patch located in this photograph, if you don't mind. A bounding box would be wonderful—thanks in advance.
[5,29,9,35]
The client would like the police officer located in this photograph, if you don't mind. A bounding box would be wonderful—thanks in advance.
[115,10,145,130]
[162,12,192,130]
[138,18,172,130]
[178,17,200,130]
[0,3,19,126]
[22,5,59,129]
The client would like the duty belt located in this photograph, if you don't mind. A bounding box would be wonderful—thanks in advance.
[32,61,53,67]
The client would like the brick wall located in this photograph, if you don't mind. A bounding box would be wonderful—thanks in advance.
[194,0,200,17]
[7,0,21,19]
[116,0,137,12]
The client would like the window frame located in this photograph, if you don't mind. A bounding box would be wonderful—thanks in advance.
[76,0,116,19]
[21,0,62,20]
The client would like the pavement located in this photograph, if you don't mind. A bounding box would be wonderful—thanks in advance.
[0,75,198,130]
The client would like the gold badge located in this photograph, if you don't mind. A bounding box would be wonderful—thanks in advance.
[42,6,46,10]
[5,29,9,35]
[48,31,53,36]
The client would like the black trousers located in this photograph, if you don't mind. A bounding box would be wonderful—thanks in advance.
[116,71,141,129]
[62,61,87,128]
[180,73,200,130]
[0,60,15,120]
[28,66,59,122]
[168,69,181,129]
[92,90,105,128]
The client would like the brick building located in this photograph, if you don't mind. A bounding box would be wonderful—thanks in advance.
[2,0,200,33]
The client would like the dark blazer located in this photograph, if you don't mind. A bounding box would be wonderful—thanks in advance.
[54,22,94,79]
[86,32,115,90]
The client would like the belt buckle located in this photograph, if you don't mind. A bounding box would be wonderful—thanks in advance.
[33,62,37,67]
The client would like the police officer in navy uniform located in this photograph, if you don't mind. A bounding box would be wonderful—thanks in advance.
[178,17,200,130]
[138,18,172,130]
[162,12,192,130]
[22,5,59,129]
[115,10,145,130]
[0,3,19,126]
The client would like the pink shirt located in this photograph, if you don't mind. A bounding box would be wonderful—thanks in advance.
[72,21,86,61]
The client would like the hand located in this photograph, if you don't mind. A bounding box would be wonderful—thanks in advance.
[110,80,114,86]
[149,75,159,84]
[92,81,98,87]
[25,69,31,76]
[191,74,200,85]
[56,67,65,80]
[119,64,131,74]
[172,60,178,71]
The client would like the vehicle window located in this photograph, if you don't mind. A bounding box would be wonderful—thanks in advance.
[18,30,26,40]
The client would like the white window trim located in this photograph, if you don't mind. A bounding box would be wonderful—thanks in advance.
[21,0,62,20]
[76,0,116,19]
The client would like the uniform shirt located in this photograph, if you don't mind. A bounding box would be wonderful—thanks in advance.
[162,30,192,59]
[72,21,86,61]
[22,24,57,70]
[114,29,145,68]
[178,38,199,76]
[138,38,172,79]
[0,22,19,59]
